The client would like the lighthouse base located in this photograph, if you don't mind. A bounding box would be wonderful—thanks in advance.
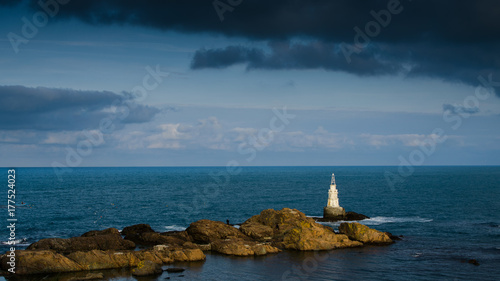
[323,206,346,220]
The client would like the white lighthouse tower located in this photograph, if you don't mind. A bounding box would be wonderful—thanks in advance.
[323,173,346,219]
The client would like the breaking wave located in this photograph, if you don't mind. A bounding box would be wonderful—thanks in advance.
[319,216,433,228]
[164,225,186,232]
[1,238,29,246]
[358,216,433,226]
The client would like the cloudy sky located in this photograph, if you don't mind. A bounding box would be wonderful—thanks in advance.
[1,0,499,167]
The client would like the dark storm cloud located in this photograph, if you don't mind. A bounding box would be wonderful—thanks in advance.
[26,0,500,44]
[23,0,500,92]
[0,86,160,130]
[191,41,403,76]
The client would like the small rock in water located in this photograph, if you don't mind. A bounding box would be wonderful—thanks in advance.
[132,260,163,276]
[468,259,480,266]
[166,267,185,273]
[385,232,402,240]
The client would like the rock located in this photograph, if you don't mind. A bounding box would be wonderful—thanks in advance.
[186,220,247,244]
[169,248,206,262]
[1,250,83,275]
[323,206,346,220]
[338,222,393,244]
[67,250,141,271]
[81,228,120,237]
[1,247,205,275]
[139,232,187,246]
[165,267,185,273]
[210,239,253,256]
[243,208,362,250]
[314,211,369,222]
[468,259,480,266]
[196,244,211,251]
[121,224,155,244]
[345,212,370,221]
[239,222,274,241]
[132,260,162,276]
[68,272,104,281]
[26,234,135,253]
[385,232,402,241]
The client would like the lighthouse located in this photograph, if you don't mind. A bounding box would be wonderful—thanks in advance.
[323,173,346,219]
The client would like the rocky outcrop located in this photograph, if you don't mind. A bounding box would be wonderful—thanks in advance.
[121,224,155,244]
[2,248,205,275]
[345,212,370,221]
[81,228,121,237]
[132,260,162,276]
[186,219,247,244]
[243,208,362,250]
[4,250,83,275]
[338,222,393,244]
[3,208,395,276]
[239,222,274,241]
[26,235,135,253]
[210,238,280,256]
[314,211,369,222]
[185,219,280,256]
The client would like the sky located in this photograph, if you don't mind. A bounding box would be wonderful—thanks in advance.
[1,0,500,168]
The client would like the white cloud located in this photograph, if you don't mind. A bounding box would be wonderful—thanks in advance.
[361,133,449,148]
[42,131,84,145]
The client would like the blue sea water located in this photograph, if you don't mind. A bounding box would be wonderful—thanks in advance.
[1,166,499,280]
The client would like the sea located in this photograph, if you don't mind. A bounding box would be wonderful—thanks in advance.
[0,166,499,281]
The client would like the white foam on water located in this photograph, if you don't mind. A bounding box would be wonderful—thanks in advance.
[361,216,433,226]
[1,237,28,246]
[164,225,186,232]
[317,216,433,228]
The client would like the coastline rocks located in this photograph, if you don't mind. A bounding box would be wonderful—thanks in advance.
[2,248,205,275]
[239,222,274,241]
[243,208,362,250]
[26,235,135,253]
[210,238,280,256]
[2,250,83,275]
[132,260,162,276]
[339,222,393,244]
[137,232,187,247]
[67,250,141,271]
[121,225,193,247]
[345,212,370,221]
[121,224,155,244]
[3,208,395,276]
[314,211,370,222]
[186,220,247,244]
[81,228,121,237]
